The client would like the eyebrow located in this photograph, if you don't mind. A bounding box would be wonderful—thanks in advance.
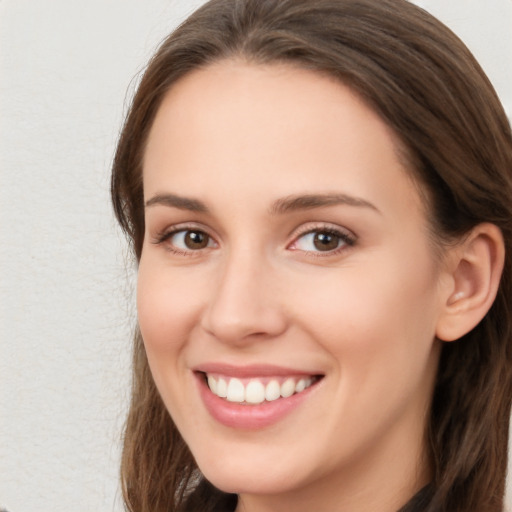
[145,193,209,213]
[144,192,379,215]
[269,193,380,215]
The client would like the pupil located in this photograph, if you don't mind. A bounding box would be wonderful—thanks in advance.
[313,232,339,251]
[185,231,208,249]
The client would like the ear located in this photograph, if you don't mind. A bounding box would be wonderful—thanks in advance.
[436,223,505,342]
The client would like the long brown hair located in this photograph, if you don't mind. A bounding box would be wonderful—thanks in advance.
[111,1,512,510]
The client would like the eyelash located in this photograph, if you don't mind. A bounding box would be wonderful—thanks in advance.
[152,224,216,256]
[287,224,356,257]
[152,223,356,257]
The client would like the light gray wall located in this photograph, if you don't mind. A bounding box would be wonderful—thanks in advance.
[0,1,510,511]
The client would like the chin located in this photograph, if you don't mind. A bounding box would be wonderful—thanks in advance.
[194,445,312,496]
[203,467,302,496]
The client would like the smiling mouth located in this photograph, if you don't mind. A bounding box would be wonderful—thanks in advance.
[202,373,322,405]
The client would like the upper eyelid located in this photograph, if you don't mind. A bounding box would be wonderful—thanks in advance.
[288,222,355,240]
[155,222,214,236]
[152,223,217,245]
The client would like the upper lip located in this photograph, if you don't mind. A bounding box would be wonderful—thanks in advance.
[193,362,322,378]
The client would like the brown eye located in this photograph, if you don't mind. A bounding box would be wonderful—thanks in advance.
[163,229,214,252]
[292,228,354,254]
[184,230,210,249]
[313,232,340,251]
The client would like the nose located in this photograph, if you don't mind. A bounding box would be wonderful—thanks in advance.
[200,249,288,345]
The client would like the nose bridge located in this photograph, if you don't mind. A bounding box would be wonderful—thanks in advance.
[201,243,286,343]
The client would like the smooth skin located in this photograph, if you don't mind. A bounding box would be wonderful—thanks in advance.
[137,61,504,512]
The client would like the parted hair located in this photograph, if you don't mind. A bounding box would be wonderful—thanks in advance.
[111,1,512,511]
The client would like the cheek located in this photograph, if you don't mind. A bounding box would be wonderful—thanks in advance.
[294,265,440,452]
[136,254,204,357]
[136,254,207,425]
[291,251,441,387]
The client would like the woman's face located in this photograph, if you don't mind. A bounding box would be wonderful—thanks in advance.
[138,62,449,508]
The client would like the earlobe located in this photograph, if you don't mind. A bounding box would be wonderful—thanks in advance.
[436,223,505,342]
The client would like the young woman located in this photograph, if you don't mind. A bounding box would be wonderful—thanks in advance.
[111,0,512,510]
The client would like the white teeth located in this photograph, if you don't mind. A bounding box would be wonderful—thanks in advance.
[265,380,281,401]
[217,377,228,398]
[245,380,265,404]
[280,378,295,398]
[207,375,217,394]
[295,378,306,393]
[206,374,317,403]
[226,378,245,402]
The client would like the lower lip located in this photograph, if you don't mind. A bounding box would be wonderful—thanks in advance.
[196,373,319,429]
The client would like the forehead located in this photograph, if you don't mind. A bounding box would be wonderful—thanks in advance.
[145,60,402,165]
[143,60,424,222]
